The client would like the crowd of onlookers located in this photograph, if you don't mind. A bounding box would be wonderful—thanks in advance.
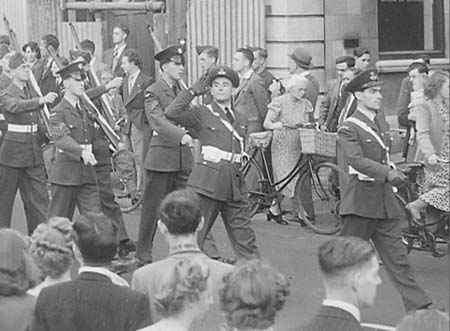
[0,188,448,331]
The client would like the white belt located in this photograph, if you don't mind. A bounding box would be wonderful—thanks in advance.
[0,114,5,121]
[348,165,375,182]
[7,123,38,133]
[201,145,241,163]
[59,144,92,154]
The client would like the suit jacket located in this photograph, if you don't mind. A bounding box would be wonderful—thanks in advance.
[337,110,402,219]
[299,306,363,331]
[256,68,275,97]
[143,77,192,172]
[132,251,233,331]
[48,98,97,185]
[32,272,151,331]
[319,78,342,128]
[233,70,270,134]
[0,82,45,167]
[33,56,66,107]
[166,89,248,201]
[121,71,154,131]
[102,45,130,77]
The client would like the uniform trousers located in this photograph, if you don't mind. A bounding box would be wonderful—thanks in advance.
[197,194,260,261]
[48,183,101,220]
[340,214,432,311]
[0,165,49,234]
[95,164,129,241]
[136,170,220,262]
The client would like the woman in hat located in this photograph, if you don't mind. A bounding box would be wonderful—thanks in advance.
[0,229,41,331]
[28,217,76,297]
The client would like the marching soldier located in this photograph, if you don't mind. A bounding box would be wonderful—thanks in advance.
[337,68,432,311]
[48,61,102,219]
[0,53,57,234]
[165,65,260,261]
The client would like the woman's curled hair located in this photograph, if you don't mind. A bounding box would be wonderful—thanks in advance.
[219,259,290,330]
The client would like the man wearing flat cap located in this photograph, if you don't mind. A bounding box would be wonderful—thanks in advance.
[48,61,102,220]
[0,53,57,234]
[337,68,432,312]
[196,45,219,105]
[165,65,260,261]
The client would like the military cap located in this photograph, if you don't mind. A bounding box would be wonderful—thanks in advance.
[288,47,313,69]
[345,67,383,93]
[335,55,355,67]
[207,65,239,88]
[8,53,26,69]
[155,44,186,65]
[69,49,92,64]
[56,61,86,80]
[196,45,218,58]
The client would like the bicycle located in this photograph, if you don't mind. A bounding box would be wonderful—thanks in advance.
[242,125,344,235]
[395,160,449,257]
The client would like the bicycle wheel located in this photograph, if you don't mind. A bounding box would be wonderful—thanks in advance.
[242,155,271,217]
[295,162,342,235]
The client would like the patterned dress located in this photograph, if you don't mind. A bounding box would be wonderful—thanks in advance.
[267,94,313,198]
[420,100,449,212]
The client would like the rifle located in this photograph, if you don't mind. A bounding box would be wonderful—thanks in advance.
[68,22,118,127]
[46,46,121,152]
[3,15,53,141]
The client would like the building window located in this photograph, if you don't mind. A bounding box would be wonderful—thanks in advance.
[378,0,445,58]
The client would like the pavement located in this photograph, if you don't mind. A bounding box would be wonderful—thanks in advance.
[10,196,449,330]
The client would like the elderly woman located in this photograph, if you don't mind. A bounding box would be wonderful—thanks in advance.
[138,258,212,331]
[28,217,75,296]
[407,70,449,220]
[0,229,41,331]
[264,75,314,223]
[219,260,290,331]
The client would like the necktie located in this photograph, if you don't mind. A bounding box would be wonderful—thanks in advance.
[224,106,234,124]
[172,85,178,96]
[112,48,119,70]
[128,75,135,94]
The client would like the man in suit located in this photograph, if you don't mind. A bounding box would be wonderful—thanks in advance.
[319,55,355,132]
[120,49,153,196]
[133,189,233,331]
[165,65,261,261]
[102,24,130,77]
[0,54,57,234]
[48,61,102,220]
[300,237,381,331]
[337,68,432,312]
[196,45,219,105]
[251,47,275,97]
[32,213,152,331]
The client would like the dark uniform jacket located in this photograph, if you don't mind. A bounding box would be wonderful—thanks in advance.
[102,45,130,77]
[233,70,269,134]
[143,77,192,172]
[32,272,151,331]
[337,110,402,219]
[0,82,45,168]
[166,90,247,201]
[299,306,363,331]
[319,78,342,129]
[49,97,97,185]
[0,73,12,138]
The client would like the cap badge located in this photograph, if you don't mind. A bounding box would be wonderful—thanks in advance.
[177,48,182,54]
[369,72,378,81]
[218,69,226,75]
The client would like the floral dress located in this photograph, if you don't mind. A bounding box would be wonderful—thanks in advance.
[420,100,450,212]
[267,94,313,198]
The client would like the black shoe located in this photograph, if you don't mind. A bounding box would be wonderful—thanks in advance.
[267,210,288,225]
[118,239,136,258]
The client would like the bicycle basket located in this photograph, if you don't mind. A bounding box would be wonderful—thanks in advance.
[299,128,337,158]
[248,131,273,149]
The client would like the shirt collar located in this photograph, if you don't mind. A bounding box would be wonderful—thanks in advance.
[240,68,253,80]
[322,299,361,322]
[79,266,129,287]
[64,95,80,109]
[162,75,175,88]
[114,43,127,56]
[357,107,376,122]
[129,69,141,81]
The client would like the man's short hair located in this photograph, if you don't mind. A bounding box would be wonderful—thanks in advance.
[353,46,370,58]
[408,62,428,74]
[80,39,95,54]
[122,49,143,69]
[413,53,431,65]
[41,34,60,51]
[115,23,130,38]
[202,46,219,62]
[318,236,376,278]
[73,213,118,265]
[236,48,254,65]
[158,189,202,235]
[253,47,268,60]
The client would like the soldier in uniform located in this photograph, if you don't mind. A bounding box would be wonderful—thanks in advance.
[166,66,260,261]
[0,50,14,146]
[0,53,57,233]
[196,45,219,105]
[48,61,102,219]
[337,68,432,311]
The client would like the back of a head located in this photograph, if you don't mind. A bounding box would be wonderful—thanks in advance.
[73,213,118,265]
[41,34,59,51]
[318,236,376,281]
[236,47,254,66]
[396,309,449,331]
[80,39,95,54]
[219,260,290,330]
[158,189,202,235]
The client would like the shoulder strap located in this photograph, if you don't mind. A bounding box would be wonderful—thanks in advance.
[206,104,244,152]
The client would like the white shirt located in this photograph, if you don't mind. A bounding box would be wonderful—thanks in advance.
[113,43,127,58]
[79,266,129,287]
[128,69,141,93]
[322,299,361,322]
[357,107,376,122]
